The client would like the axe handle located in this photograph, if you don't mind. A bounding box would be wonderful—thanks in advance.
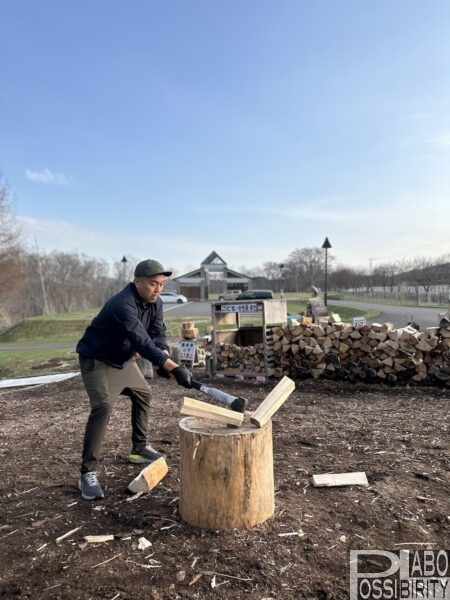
[190,378,203,392]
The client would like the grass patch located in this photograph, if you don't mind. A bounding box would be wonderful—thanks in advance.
[164,317,212,336]
[328,304,379,322]
[286,301,308,314]
[0,311,96,343]
[0,348,78,379]
[286,301,379,322]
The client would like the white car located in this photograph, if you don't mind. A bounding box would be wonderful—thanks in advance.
[160,291,188,304]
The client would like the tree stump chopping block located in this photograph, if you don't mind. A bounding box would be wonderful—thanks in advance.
[179,416,274,530]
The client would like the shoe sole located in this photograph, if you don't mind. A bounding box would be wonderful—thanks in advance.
[128,453,164,464]
[78,481,104,501]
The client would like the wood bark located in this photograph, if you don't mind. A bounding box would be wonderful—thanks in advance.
[179,417,274,529]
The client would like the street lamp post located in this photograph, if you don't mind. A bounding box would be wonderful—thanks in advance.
[121,255,128,283]
[321,237,332,306]
[279,263,286,300]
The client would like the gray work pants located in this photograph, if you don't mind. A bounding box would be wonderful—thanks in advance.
[79,357,152,474]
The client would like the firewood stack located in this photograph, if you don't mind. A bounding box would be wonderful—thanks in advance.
[182,321,199,340]
[268,312,450,386]
[216,342,267,373]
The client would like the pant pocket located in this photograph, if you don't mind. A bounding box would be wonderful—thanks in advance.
[79,356,95,373]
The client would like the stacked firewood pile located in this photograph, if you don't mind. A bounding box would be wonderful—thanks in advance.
[216,342,268,373]
[269,313,450,385]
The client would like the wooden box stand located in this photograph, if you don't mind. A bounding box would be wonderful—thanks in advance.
[179,416,274,530]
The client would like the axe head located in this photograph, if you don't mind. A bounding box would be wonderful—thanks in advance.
[191,379,248,413]
[230,396,247,413]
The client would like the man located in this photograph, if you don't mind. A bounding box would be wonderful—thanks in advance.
[76,259,192,500]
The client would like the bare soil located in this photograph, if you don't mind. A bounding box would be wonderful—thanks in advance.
[0,372,448,599]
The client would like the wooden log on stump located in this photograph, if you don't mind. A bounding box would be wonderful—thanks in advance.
[179,417,274,530]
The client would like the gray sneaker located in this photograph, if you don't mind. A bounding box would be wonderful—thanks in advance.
[78,471,104,500]
[128,443,165,464]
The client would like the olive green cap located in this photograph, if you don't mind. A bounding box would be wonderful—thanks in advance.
[134,259,172,278]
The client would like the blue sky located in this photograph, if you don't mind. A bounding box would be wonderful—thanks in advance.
[1,1,449,275]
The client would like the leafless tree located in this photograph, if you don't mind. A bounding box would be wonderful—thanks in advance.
[0,178,24,324]
[15,252,111,317]
[372,262,399,297]
[330,266,365,291]
[285,247,334,292]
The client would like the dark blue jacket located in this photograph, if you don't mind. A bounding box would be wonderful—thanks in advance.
[76,283,169,368]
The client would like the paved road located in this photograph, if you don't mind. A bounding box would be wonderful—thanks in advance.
[166,299,446,329]
[162,301,212,318]
[166,299,445,328]
[331,299,444,329]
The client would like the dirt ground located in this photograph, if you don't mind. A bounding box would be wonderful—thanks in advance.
[0,370,448,599]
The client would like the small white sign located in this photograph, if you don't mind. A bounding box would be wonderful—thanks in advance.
[221,303,258,313]
[179,341,196,361]
[353,316,367,328]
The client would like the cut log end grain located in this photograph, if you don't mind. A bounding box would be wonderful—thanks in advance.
[128,457,169,494]
[264,312,450,386]
[215,312,450,386]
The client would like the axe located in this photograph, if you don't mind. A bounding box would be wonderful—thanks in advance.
[190,378,247,413]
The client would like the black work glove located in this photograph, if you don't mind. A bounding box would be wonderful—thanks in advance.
[156,365,170,379]
[172,365,193,389]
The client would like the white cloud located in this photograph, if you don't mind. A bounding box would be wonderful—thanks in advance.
[25,168,69,185]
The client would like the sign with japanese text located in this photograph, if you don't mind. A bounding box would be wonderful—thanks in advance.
[220,303,258,313]
[179,341,196,361]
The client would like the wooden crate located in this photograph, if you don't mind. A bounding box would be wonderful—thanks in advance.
[211,300,287,380]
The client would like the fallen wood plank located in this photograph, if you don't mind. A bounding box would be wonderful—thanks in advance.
[250,376,295,428]
[83,534,115,543]
[180,397,244,427]
[55,525,84,543]
[128,457,169,494]
[312,472,369,487]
